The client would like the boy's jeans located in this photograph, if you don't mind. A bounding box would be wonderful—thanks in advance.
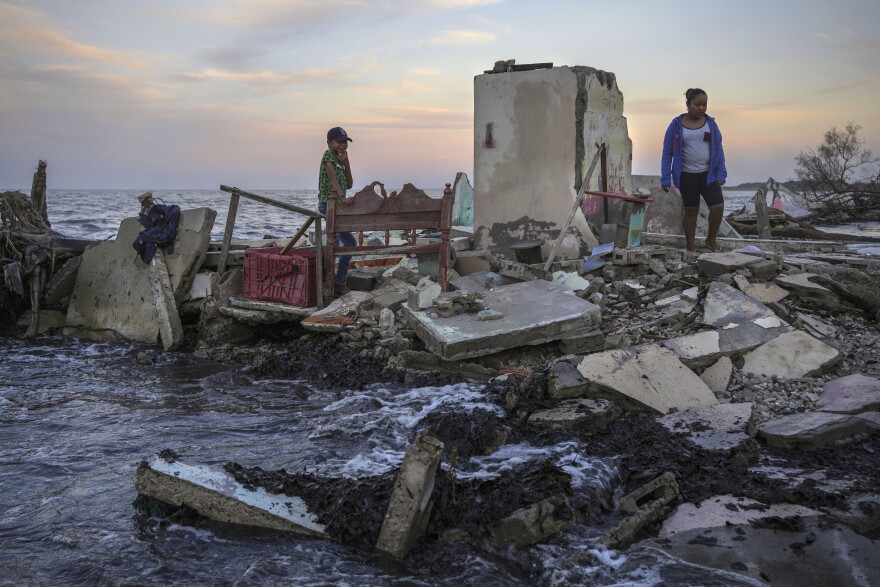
[318,202,357,285]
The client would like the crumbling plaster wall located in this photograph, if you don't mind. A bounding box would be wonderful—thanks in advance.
[474,65,632,260]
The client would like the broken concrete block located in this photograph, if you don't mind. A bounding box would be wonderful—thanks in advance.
[488,495,579,548]
[402,280,600,360]
[747,259,779,281]
[557,327,604,355]
[548,356,592,399]
[699,356,733,393]
[659,402,755,454]
[742,330,840,378]
[394,350,498,382]
[345,268,378,292]
[601,472,680,548]
[376,433,444,559]
[819,374,880,415]
[453,250,492,276]
[301,291,370,333]
[166,207,217,303]
[702,281,778,328]
[659,495,820,538]
[528,398,622,433]
[662,319,791,369]
[187,272,213,300]
[697,252,761,276]
[552,270,590,292]
[576,345,718,414]
[149,251,184,351]
[135,455,327,536]
[732,274,790,304]
[65,209,214,345]
[408,277,441,310]
[794,312,837,339]
[758,411,874,450]
[775,273,839,309]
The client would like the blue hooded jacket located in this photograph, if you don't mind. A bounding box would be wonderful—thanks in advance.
[661,114,727,189]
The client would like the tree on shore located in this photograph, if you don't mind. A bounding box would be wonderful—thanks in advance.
[794,122,880,214]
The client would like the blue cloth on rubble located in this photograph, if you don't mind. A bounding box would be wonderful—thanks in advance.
[133,203,180,264]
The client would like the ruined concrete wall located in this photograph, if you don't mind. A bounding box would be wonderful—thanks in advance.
[474,65,632,260]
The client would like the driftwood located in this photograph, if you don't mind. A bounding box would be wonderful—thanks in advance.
[810,275,880,323]
[1,185,93,334]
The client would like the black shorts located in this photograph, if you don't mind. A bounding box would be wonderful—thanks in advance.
[679,171,724,208]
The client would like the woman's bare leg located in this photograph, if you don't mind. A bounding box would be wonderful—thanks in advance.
[705,203,724,252]
[683,207,699,251]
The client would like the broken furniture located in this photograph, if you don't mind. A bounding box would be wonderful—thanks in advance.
[218,185,327,308]
[584,190,654,248]
[323,182,454,301]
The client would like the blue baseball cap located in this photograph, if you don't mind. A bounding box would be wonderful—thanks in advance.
[327,127,353,142]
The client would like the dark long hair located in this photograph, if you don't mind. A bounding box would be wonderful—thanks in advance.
[685,88,707,105]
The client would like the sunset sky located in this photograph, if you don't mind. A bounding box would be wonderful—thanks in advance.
[1,0,878,190]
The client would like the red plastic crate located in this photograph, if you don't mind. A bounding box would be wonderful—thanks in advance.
[243,247,317,307]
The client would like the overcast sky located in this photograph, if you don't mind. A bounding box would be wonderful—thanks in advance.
[1,0,878,190]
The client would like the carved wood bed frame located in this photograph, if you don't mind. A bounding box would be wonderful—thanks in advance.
[323,181,454,301]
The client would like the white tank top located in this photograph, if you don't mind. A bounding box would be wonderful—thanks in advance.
[681,120,710,173]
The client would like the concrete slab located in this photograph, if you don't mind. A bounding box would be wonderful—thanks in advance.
[168,208,217,303]
[576,345,718,414]
[528,398,622,433]
[775,273,839,309]
[64,209,214,345]
[699,356,733,392]
[301,291,370,332]
[732,274,789,304]
[794,312,838,339]
[697,252,762,276]
[642,519,880,587]
[376,433,444,559]
[149,251,183,351]
[548,356,592,399]
[487,495,579,548]
[659,495,819,537]
[135,455,327,536]
[402,280,601,360]
[758,411,873,449]
[557,327,604,355]
[450,271,522,294]
[742,330,841,378]
[662,319,791,369]
[702,281,778,328]
[658,402,754,453]
[819,374,880,414]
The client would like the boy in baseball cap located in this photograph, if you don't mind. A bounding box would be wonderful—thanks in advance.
[318,127,357,295]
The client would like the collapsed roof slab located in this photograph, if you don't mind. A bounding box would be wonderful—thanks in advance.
[136,455,327,537]
[401,280,601,360]
[576,345,718,415]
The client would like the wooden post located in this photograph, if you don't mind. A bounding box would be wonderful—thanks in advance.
[543,146,604,271]
[217,192,240,275]
[754,184,772,240]
[315,218,324,309]
[279,216,314,255]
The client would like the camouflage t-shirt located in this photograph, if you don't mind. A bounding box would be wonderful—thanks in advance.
[318,149,348,204]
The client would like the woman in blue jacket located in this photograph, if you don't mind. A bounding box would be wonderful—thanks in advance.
[661,88,727,252]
